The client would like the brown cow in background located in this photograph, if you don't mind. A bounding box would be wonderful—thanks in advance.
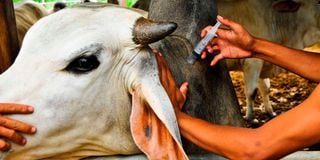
[14,2,49,46]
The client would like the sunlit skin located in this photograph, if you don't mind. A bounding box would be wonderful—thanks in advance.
[156,16,320,160]
[0,104,36,151]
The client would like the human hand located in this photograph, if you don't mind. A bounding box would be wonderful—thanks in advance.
[153,49,188,113]
[201,16,255,66]
[0,103,36,151]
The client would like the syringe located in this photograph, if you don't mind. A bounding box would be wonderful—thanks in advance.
[187,21,221,65]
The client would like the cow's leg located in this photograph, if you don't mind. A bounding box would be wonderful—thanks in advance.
[242,59,263,123]
[258,78,276,117]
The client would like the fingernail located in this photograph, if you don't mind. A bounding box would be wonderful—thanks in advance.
[217,15,223,19]
[21,138,26,145]
[3,143,8,149]
[27,106,34,112]
[31,127,37,133]
[3,143,10,151]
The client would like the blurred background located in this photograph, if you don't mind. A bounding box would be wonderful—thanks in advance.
[13,0,138,9]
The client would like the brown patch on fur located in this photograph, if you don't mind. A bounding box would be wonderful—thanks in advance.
[131,88,186,160]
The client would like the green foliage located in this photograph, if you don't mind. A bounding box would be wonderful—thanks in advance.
[13,0,139,8]
[126,0,138,8]
[13,0,24,4]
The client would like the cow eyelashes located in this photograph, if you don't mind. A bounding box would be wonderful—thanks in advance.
[65,55,100,74]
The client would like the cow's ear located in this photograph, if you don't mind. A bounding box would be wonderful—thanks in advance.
[132,17,177,45]
[272,0,301,12]
[129,50,187,159]
[130,89,188,160]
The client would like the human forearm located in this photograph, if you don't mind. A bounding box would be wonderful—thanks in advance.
[252,38,320,82]
[177,112,264,160]
[177,103,320,160]
[257,84,320,159]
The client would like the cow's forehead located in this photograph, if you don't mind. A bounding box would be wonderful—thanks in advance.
[21,5,142,58]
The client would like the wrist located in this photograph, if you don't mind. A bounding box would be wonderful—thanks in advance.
[251,37,262,58]
[175,111,190,125]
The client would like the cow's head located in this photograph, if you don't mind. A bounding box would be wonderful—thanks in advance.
[0,3,187,159]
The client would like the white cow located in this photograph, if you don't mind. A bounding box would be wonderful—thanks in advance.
[0,3,187,160]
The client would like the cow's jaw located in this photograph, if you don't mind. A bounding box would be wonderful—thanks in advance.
[0,6,146,159]
[0,59,141,159]
[0,4,184,160]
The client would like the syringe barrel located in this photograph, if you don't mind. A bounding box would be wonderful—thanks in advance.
[187,21,221,65]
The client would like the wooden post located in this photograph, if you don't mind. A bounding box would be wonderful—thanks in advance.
[0,0,20,73]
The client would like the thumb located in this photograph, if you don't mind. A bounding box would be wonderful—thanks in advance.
[179,82,188,100]
[217,15,239,31]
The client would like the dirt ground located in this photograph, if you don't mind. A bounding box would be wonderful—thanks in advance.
[230,71,318,128]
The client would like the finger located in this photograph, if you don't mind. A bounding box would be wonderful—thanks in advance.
[206,46,214,53]
[154,50,177,92]
[0,103,33,114]
[216,28,230,40]
[0,117,36,134]
[153,49,167,67]
[152,48,159,54]
[153,50,167,75]
[0,140,10,151]
[201,51,207,59]
[200,26,212,38]
[0,126,26,145]
[179,82,188,100]
[210,38,218,45]
[217,15,240,31]
[208,39,220,53]
[208,45,220,53]
[210,54,224,66]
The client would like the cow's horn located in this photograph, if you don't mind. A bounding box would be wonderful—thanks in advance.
[133,17,177,45]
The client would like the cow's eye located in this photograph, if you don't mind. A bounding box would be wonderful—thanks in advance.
[66,55,100,74]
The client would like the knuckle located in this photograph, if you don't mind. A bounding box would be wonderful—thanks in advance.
[0,118,6,126]
[7,130,17,139]
[6,105,15,112]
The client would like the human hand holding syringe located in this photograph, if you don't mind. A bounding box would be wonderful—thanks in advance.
[187,21,221,65]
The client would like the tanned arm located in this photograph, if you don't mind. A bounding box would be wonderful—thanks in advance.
[177,84,320,159]
[253,38,320,82]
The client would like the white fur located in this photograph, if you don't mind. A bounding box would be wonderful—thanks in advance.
[0,5,183,159]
